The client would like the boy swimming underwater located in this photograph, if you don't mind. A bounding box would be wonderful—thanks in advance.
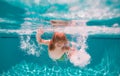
[36,20,91,67]
[36,20,76,61]
[36,28,73,61]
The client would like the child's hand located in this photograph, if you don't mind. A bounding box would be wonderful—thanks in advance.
[68,47,77,58]
[37,28,44,35]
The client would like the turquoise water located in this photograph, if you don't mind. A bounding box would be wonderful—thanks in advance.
[0,0,120,76]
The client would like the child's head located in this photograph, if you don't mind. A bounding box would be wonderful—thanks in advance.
[49,32,69,51]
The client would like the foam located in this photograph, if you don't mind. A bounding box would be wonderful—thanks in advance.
[0,26,120,35]
[20,35,41,57]
[51,26,120,35]
[70,50,91,67]
[68,34,91,67]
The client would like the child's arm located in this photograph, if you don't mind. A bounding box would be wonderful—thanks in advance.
[65,41,78,58]
[36,28,50,45]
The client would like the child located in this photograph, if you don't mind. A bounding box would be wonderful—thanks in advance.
[36,28,72,61]
[36,20,90,67]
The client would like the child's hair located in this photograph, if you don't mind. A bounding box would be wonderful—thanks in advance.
[49,32,70,51]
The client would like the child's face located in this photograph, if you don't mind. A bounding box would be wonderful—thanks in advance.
[55,40,65,48]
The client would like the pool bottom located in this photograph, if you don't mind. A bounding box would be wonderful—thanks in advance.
[1,56,119,76]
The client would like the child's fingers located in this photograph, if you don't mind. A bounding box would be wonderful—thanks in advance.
[36,28,44,34]
[37,28,43,32]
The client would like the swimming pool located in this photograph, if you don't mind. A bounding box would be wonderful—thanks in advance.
[0,0,120,76]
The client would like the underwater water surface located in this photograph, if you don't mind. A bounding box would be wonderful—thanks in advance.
[0,0,120,76]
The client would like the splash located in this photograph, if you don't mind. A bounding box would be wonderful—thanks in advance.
[70,49,91,67]
[0,25,120,35]
[68,34,91,67]
[20,35,41,57]
[51,26,120,35]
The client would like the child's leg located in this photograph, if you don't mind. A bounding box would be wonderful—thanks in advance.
[50,20,69,26]
[50,20,87,27]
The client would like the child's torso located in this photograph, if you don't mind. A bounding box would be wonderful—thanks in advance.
[48,48,65,60]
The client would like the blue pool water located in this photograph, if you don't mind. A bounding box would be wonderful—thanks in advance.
[0,0,120,76]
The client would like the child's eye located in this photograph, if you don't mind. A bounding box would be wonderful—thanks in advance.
[60,40,64,42]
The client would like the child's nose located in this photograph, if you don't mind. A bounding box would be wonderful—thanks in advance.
[58,41,63,44]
